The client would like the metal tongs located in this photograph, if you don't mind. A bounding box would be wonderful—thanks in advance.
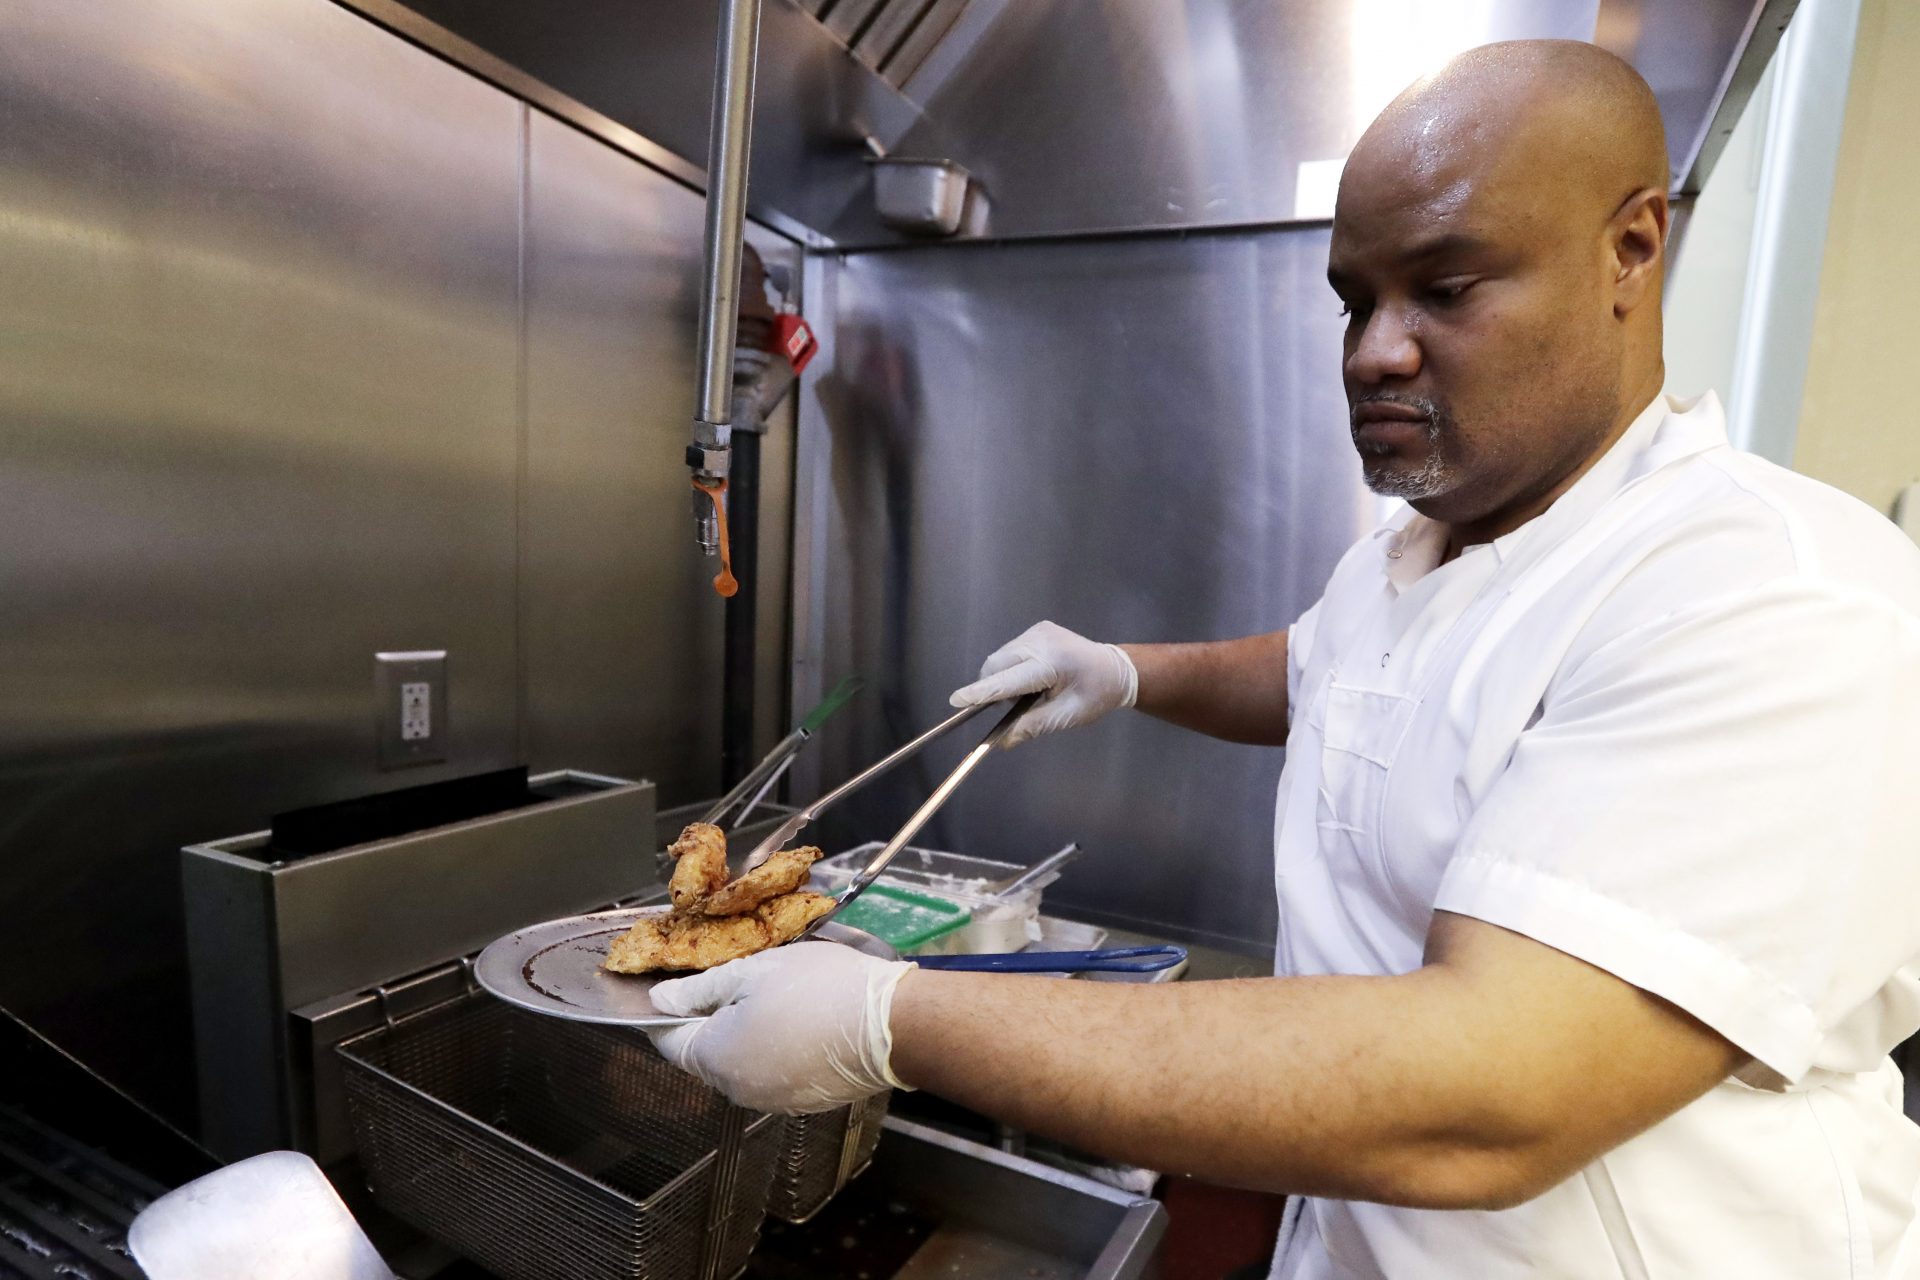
[741,692,1035,871]
[703,675,865,832]
[736,694,1038,939]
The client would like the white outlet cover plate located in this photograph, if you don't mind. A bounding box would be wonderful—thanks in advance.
[375,650,447,768]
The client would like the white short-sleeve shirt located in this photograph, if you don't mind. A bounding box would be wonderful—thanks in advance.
[1270,393,1920,1279]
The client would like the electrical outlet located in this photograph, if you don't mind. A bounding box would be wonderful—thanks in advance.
[375,650,448,769]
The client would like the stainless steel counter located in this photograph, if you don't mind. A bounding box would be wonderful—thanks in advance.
[746,1118,1165,1280]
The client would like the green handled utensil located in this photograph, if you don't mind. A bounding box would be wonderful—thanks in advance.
[701,675,866,831]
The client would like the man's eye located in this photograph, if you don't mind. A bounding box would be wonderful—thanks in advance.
[1428,280,1475,304]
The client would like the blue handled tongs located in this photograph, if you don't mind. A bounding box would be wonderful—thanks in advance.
[914,945,1188,974]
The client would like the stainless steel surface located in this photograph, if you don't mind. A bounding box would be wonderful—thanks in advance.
[993,842,1083,902]
[1602,0,1802,194]
[475,912,891,1027]
[340,994,780,1280]
[794,232,1361,952]
[833,0,1776,241]
[1032,915,1109,954]
[743,699,1000,867]
[873,158,972,236]
[182,771,654,1158]
[332,0,830,245]
[862,1118,1167,1280]
[392,0,931,242]
[0,0,522,1127]
[694,0,766,434]
[368,0,1785,244]
[1,0,802,1138]
[519,109,801,802]
[806,695,1035,935]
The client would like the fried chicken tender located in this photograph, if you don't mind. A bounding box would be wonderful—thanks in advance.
[695,846,823,916]
[602,890,840,974]
[604,911,769,974]
[755,890,837,944]
[605,825,840,973]
[666,822,730,912]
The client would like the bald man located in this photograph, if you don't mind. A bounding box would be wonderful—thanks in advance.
[648,41,1920,1278]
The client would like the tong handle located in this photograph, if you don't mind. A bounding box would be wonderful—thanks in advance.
[800,694,1037,936]
[742,696,1008,868]
[700,728,804,828]
[702,676,866,829]
[913,946,1187,974]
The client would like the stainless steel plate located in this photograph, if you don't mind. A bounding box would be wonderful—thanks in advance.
[474,907,891,1028]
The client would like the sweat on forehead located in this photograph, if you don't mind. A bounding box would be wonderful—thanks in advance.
[1340,39,1669,233]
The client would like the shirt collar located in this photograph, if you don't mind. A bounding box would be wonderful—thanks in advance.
[1378,391,1729,587]
[1493,390,1728,558]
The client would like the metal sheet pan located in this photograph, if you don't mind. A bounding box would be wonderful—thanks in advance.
[474,910,890,1027]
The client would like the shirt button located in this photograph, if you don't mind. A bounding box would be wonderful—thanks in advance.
[1386,549,1403,560]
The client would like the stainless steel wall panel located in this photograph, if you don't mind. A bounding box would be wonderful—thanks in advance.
[391,0,930,242]
[797,233,1368,951]
[0,0,803,1133]
[1596,0,1798,192]
[0,0,525,1121]
[520,112,801,805]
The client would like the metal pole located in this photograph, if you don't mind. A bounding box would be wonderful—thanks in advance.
[687,0,764,553]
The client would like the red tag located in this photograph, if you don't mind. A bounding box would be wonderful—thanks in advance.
[773,314,818,374]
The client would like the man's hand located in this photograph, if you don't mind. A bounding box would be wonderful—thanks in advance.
[646,943,915,1114]
[950,621,1139,748]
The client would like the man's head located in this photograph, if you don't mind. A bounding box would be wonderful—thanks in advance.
[1328,40,1670,535]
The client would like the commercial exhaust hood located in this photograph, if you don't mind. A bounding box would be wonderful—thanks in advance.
[359,0,1795,244]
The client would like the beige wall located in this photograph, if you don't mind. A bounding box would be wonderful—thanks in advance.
[1794,0,1920,514]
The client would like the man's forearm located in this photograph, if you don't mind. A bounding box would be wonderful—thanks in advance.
[889,965,1519,1207]
[887,915,1743,1210]
[1122,630,1290,745]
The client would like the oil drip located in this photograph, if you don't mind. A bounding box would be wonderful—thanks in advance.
[693,478,740,598]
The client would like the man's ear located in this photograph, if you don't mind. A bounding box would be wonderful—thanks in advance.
[1611,187,1669,317]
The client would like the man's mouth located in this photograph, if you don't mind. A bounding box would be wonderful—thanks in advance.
[1350,398,1440,455]
[1352,418,1431,452]
[1351,402,1431,426]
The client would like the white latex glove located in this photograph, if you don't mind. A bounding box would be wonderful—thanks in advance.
[949,620,1139,748]
[647,942,916,1114]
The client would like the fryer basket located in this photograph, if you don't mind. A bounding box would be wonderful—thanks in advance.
[767,1090,891,1224]
[340,995,776,1280]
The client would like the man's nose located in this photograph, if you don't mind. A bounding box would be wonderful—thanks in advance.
[1346,306,1422,385]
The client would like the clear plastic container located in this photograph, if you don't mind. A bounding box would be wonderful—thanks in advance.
[811,844,1059,956]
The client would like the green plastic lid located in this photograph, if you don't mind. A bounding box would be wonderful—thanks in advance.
[833,884,971,952]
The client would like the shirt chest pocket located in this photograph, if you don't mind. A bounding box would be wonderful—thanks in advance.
[1315,675,1424,910]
